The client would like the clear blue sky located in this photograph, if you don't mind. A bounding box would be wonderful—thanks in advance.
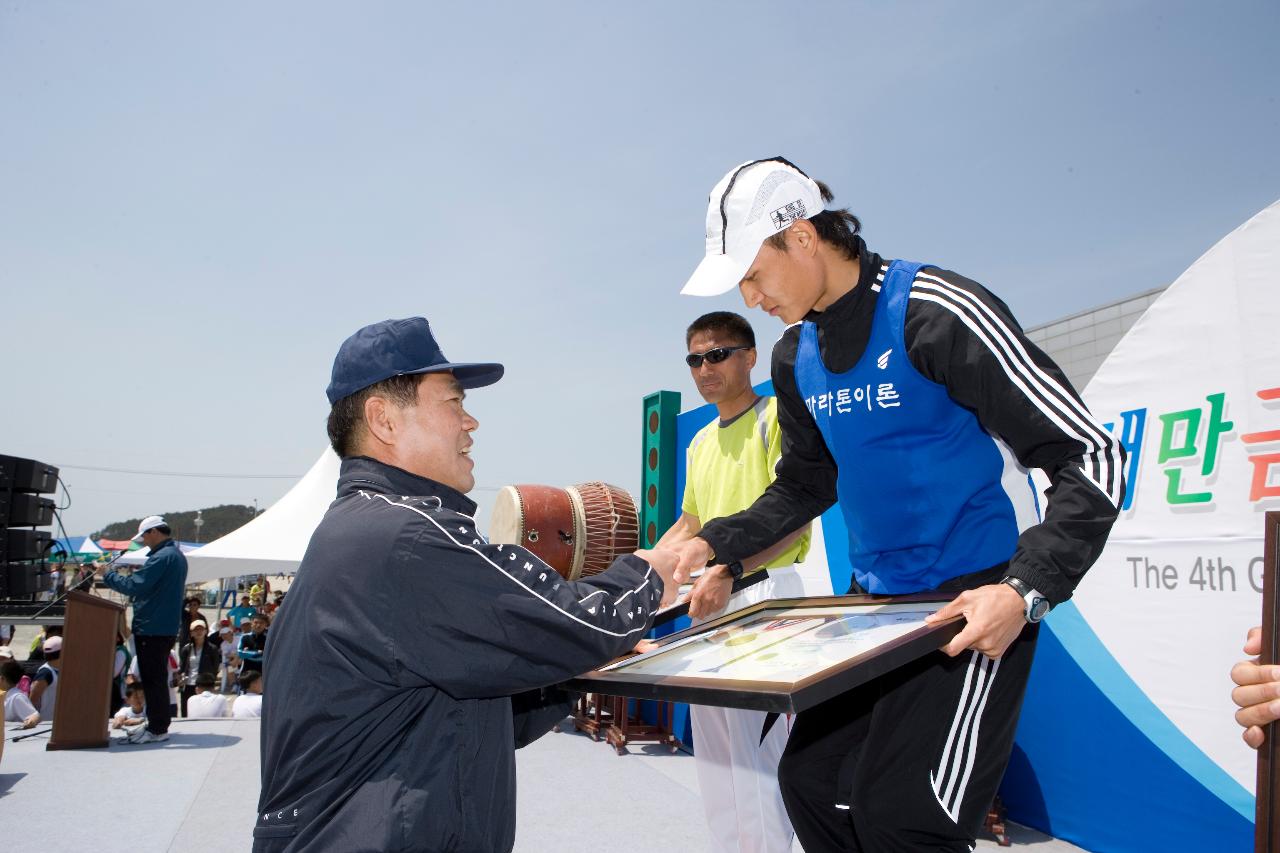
[2,1,1277,536]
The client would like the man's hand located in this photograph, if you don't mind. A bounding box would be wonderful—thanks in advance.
[670,537,714,585]
[925,583,1027,659]
[634,547,680,608]
[687,565,734,621]
[1232,626,1280,749]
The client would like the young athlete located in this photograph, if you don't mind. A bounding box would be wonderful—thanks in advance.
[674,157,1123,851]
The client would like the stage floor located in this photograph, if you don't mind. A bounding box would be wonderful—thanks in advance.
[0,717,1084,852]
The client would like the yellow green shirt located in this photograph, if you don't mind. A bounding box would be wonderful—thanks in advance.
[681,396,810,569]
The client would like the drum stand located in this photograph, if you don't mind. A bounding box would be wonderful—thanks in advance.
[984,795,1011,846]
[604,697,681,756]
[564,692,616,741]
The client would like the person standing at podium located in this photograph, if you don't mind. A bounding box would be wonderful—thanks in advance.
[100,515,188,745]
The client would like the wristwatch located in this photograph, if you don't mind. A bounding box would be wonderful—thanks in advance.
[725,561,744,580]
[1002,576,1050,623]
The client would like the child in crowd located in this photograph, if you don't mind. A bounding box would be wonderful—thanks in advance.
[2,660,40,729]
[112,683,148,732]
[111,631,133,714]
[0,647,30,695]
[126,647,181,718]
[232,671,263,718]
[27,625,61,662]
[186,672,228,718]
[218,625,239,693]
[30,636,61,718]
[237,613,269,675]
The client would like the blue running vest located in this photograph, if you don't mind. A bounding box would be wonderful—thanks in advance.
[794,260,1036,594]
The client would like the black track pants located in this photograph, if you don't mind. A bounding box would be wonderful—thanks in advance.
[135,634,175,735]
[778,624,1038,852]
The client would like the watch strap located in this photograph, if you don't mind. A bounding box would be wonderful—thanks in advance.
[1001,575,1049,623]
[1002,576,1032,598]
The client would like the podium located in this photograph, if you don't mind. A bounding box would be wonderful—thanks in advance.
[47,591,125,750]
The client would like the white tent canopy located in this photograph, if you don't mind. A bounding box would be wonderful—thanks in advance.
[54,535,103,557]
[184,449,341,584]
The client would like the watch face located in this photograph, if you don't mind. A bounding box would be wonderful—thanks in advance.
[1029,596,1050,622]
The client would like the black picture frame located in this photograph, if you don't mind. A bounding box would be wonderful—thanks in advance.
[565,593,963,714]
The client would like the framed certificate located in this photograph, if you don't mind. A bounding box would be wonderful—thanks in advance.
[565,593,963,713]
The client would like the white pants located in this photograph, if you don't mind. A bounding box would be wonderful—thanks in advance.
[691,564,831,853]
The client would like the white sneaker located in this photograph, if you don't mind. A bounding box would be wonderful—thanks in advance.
[124,728,170,744]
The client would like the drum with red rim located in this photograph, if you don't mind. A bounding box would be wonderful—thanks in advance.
[489,482,639,581]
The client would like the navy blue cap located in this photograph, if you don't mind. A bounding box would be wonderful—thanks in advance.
[326,317,504,405]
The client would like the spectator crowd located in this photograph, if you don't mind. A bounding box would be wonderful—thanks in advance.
[2,566,284,738]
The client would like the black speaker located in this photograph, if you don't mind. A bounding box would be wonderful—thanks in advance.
[8,493,54,527]
[4,529,52,562]
[0,455,58,494]
[0,562,40,597]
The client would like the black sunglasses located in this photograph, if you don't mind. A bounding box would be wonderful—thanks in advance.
[686,345,752,368]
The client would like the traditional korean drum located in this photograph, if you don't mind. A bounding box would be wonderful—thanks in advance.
[489,482,639,581]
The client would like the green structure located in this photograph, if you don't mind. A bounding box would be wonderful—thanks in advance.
[640,390,680,547]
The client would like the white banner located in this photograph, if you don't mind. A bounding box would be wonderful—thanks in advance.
[1068,198,1280,798]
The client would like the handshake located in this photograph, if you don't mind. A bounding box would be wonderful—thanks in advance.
[632,537,728,619]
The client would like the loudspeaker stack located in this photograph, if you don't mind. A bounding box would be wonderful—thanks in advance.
[0,454,58,598]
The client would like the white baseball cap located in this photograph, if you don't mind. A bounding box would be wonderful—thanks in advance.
[681,157,826,297]
[132,515,168,541]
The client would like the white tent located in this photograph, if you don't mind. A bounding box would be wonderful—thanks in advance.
[53,536,104,558]
[184,449,341,583]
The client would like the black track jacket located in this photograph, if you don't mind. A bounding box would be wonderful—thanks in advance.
[698,238,1124,606]
[255,457,663,852]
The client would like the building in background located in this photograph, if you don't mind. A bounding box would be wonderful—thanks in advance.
[1025,287,1166,391]
[1029,285,1172,391]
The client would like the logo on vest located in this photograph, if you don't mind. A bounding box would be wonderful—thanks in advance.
[805,383,902,418]
[877,349,891,369]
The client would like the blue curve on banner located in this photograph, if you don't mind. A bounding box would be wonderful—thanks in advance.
[1001,601,1252,852]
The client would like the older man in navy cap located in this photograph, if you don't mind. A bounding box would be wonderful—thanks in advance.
[255,317,678,853]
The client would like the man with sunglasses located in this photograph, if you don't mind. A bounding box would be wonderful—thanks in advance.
[673,159,1123,852]
[657,310,831,853]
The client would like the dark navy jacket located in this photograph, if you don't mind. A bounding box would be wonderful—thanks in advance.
[255,457,663,852]
[103,537,188,637]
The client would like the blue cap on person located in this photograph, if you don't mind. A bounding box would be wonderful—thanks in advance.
[326,317,505,405]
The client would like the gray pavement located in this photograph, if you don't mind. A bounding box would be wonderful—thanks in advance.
[1,716,1086,852]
